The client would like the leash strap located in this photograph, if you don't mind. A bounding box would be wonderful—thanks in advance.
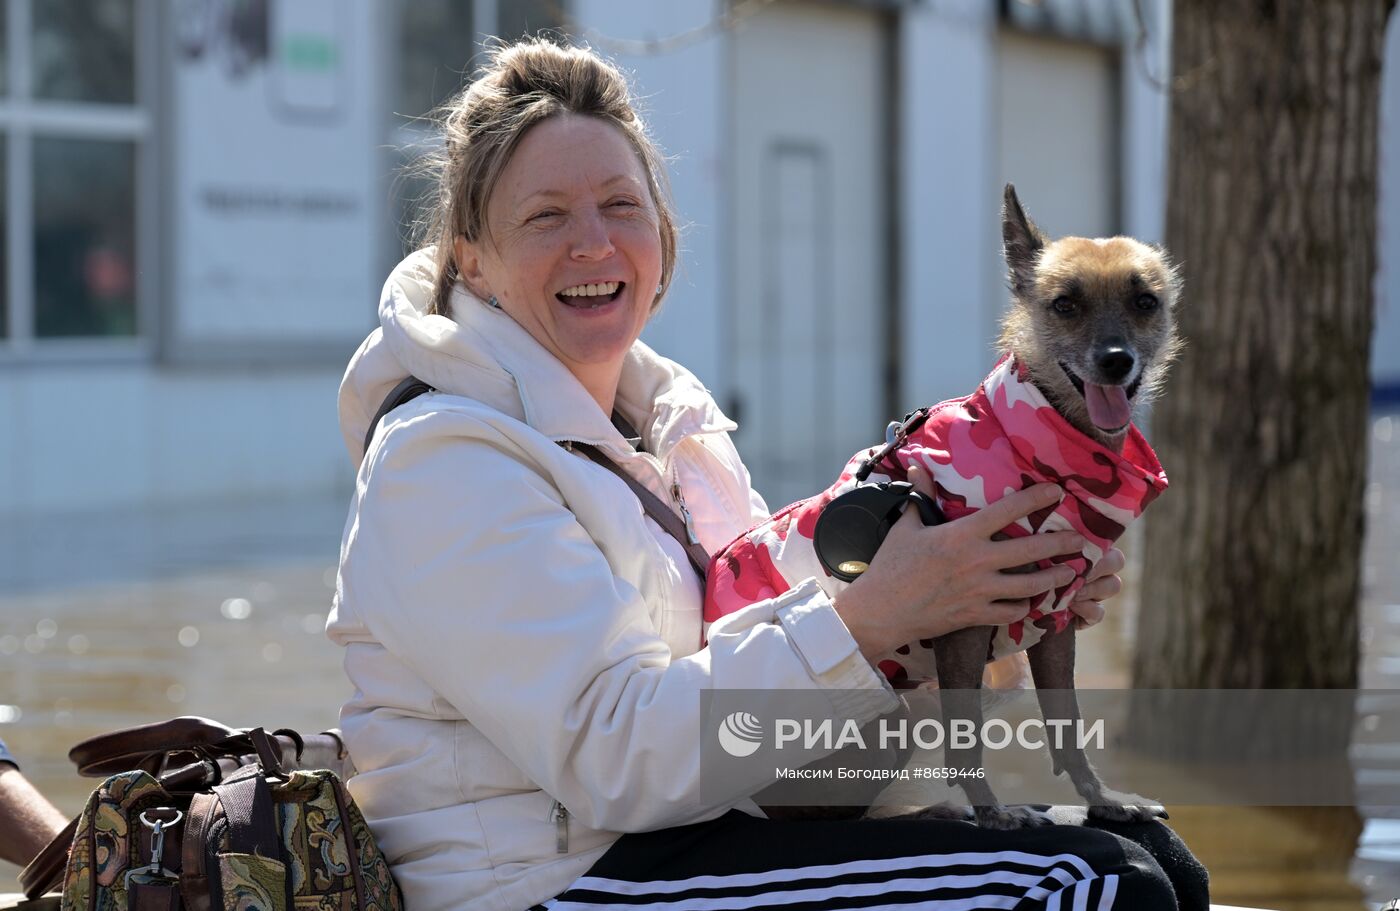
[856,407,932,482]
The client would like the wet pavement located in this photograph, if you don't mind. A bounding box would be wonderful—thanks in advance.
[1,410,1398,906]
[1353,407,1400,907]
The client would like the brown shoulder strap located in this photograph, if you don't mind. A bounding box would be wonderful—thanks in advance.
[213,769,279,859]
[365,379,711,580]
[363,376,434,457]
[569,442,710,582]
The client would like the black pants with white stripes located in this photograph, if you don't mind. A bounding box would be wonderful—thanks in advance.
[538,806,1208,910]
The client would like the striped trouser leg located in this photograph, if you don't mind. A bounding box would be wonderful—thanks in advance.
[535,809,1182,911]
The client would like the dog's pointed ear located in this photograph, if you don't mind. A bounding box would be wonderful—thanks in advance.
[1002,184,1047,296]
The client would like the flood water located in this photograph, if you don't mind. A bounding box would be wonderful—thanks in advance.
[2,411,1398,908]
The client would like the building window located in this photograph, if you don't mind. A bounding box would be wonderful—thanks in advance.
[388,0,567,259]
[395,1,476,122]
[393,0,568,122]
[2,0,148,348]
[496,0,566,44]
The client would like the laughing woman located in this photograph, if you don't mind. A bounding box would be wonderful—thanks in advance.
[327,38,1208,911]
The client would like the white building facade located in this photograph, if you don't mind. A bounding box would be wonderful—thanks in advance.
[0,0,1395,534]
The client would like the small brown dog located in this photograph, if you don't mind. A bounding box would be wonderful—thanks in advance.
[708,185,1181,828]
[917,184,1182,827]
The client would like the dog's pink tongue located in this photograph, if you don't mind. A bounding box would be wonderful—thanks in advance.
[1085,383,1132,430]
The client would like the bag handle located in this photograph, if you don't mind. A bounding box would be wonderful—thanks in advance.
[68,716,317,779]
[68,716,243,777]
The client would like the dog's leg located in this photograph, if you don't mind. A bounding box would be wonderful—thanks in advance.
[1026,626,1166,823]
[935,625,1052,829]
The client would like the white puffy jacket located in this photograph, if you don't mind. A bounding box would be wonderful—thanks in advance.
[328,250,899,911]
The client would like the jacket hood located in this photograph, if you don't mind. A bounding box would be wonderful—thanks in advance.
[339,249,736,469]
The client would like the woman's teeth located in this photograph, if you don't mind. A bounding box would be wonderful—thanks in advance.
[559,281,620,301]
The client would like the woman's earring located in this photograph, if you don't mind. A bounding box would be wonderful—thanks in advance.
[655,284,664,296]
[487,295,501,310]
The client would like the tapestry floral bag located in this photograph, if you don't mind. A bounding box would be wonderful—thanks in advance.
[22,719,402,911]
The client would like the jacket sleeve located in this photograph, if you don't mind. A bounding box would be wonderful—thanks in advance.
[343,419,899,834]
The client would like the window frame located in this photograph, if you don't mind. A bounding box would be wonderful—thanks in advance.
[0,0,158,364]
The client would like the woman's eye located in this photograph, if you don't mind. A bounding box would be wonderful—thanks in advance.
[1135,293,1159,311]
[607,198,640,210]
[1052,296,1076,315]
[529,210,563,223]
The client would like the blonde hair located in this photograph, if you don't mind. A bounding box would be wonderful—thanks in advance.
[412,38,679,316]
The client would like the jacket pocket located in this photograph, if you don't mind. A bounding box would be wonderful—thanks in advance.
[474,791,615,870]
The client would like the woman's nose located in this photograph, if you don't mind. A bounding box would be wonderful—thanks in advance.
[570,210,615,260]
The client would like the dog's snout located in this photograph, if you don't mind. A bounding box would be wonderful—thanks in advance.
[1096,345,1135,382]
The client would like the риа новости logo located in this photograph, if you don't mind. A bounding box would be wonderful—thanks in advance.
[717,711,764,757]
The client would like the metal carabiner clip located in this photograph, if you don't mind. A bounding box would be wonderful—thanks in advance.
[123,808,183,889]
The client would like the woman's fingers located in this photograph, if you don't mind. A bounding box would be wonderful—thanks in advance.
[987,565,1074,601]
[857,471,1118,649]
[951,597,1031,629]
[892,465,938,532]
[1070,600,1107,628]
[1071,550,1125,629]
[1069,575,1119,630]
[906,463,936,497]
[990,530,1084,569]
[1086,547,1125,583]
[1074,573,1121,605]
[980,599,1032,626]
[968,483,1062,535]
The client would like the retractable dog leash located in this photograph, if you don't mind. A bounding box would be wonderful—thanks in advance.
[813,481,944,582]
[813,407,946,583]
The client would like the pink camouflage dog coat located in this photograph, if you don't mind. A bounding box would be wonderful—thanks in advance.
[704,355,1168,688]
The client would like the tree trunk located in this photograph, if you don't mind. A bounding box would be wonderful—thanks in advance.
[1131,5,1393,907]
[1134,0,1394,691]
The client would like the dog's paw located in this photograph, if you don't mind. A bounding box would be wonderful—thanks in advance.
[974,804,1054,830]
[1087,790,1168,823]
[864,802,975,823]
[910,802,976,823]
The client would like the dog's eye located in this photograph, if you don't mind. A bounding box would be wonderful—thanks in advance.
[1135,293,1159,311]
[1052,296,1076,315]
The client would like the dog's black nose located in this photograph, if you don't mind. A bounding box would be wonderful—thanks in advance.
[1096,346,1135,382]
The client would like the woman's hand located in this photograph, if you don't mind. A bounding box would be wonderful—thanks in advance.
[1068,546,1125,630]
[834,464,1084,661]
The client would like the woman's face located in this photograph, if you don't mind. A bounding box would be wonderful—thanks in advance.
[456,114,664,393]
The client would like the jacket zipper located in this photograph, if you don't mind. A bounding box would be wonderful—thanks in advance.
[671,481,700,544]
[548,799,570,853]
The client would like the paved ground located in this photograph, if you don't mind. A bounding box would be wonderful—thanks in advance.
[1,408,1397,905]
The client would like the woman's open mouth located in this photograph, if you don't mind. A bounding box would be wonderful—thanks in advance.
[556,281,625,310]
[1059,361,1141,434]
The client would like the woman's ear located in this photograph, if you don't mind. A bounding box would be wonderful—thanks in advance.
[453,235,491,300]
